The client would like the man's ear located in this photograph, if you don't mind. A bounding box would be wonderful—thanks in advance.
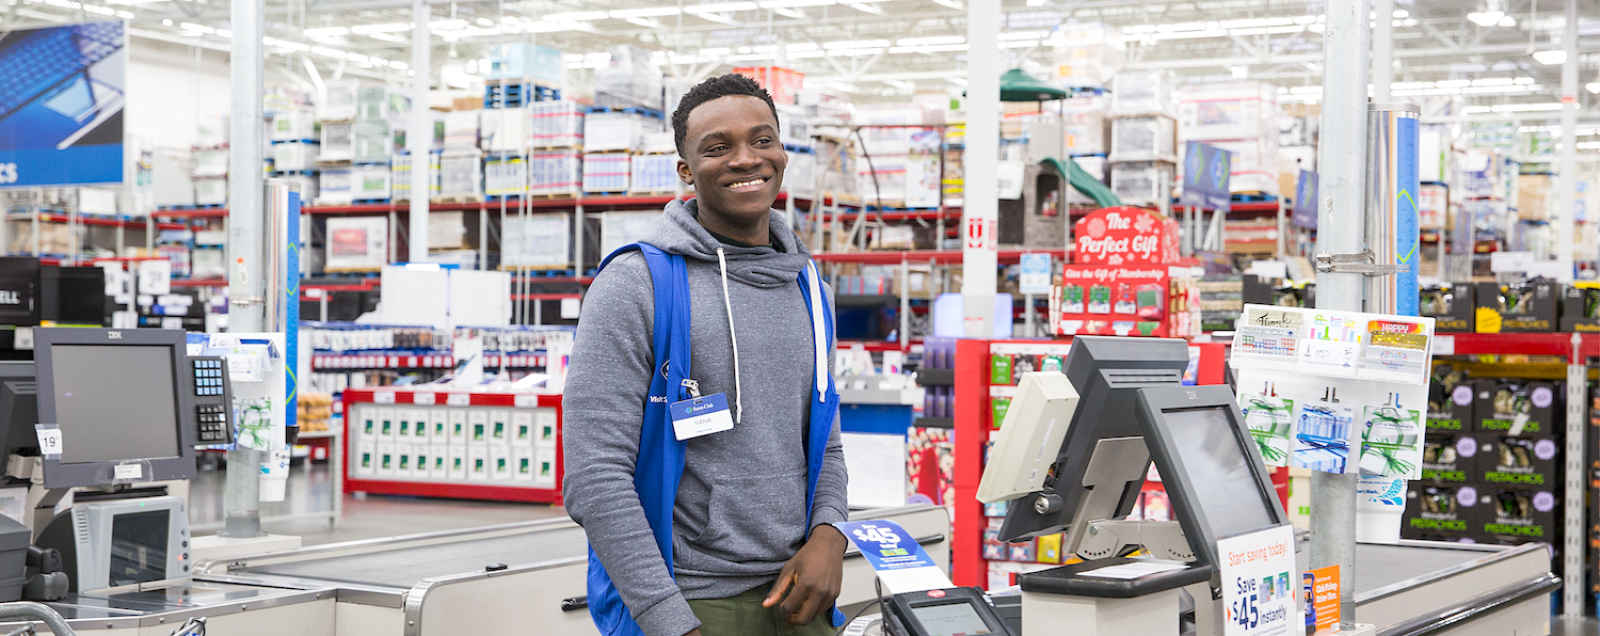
[677,158,693,185]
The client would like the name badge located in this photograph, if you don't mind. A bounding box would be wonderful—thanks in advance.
[670,393,734,441]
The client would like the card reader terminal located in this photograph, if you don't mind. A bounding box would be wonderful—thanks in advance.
[885,587,1015,636]
[189,357,234,445]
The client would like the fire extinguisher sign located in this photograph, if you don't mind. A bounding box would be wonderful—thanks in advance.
[965,216,996,250]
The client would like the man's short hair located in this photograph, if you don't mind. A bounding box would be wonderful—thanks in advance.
[671,73,780,157]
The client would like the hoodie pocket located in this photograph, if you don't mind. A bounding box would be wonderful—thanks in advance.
[682,470,809,566]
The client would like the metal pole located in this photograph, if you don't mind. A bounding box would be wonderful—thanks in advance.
[408,0,431,263]
[1559,0,1582,616]
[1373,0,1393,103]
[962,0,999,337]
[222,0,267,539]
[1312,0,1370,623]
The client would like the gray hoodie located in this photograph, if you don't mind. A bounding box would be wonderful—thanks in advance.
[563,198,848,636]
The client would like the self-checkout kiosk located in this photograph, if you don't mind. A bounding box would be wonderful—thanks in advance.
[859,335,1555,636]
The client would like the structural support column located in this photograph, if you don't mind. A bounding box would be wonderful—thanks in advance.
[1559,0,1582,617]
[961,0,999,337]
[1311,0,1371,623]
[408,0,432,262]
[223,0,266,539]
[1373,0,1393,102]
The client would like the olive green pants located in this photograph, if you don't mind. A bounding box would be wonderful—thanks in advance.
[687,583,836,636]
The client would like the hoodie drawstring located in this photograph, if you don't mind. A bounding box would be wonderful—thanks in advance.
[715,247,744,424]
[806,261,826,401]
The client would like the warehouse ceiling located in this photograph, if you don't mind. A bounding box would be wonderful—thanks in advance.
[2,0,1599,119]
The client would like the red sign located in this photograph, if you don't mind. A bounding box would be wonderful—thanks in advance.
[965,216,995,250]
[1071,206,1180,266]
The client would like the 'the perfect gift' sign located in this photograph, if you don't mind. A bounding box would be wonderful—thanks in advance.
[1072,206,1180,266]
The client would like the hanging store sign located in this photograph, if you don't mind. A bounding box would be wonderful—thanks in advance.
[1180,141,1232,212]
[1071,206,1180,266]
[1292,171,1318,230]
[0,21,127,187]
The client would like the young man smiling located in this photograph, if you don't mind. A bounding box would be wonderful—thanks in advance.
[564,74,849,636]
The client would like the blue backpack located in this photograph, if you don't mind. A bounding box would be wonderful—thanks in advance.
[585,242,845,635]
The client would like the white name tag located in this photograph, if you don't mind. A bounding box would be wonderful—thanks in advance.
[669,393,734,441]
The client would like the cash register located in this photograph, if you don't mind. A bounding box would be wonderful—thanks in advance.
[874,337,1288,636]
[0,327,236,598]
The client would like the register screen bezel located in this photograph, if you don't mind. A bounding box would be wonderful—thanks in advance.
[886,587,1010,636]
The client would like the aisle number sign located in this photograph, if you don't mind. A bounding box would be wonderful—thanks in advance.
[1219,525,1301,636]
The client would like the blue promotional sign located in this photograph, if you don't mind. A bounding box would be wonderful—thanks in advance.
[1180,141,1232,212]
[286,190,300,430]
[833,519,939,572]
[0,21,126,187]
[1292,171,1318,230]
[1395,117,1420,317]
[1018,253,1052,295]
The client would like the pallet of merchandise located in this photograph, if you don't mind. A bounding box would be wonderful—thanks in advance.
[432,195,487,205]
[630,153,677,194]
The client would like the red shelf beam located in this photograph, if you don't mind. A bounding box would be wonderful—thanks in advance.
[812,248,1069,266]
[22,213,184,231]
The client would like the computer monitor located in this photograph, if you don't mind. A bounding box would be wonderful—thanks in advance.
[0,362,37,460]
[33,328,199,489]
[996,336,1190,546]
[35,495,191,592]
[1134,384,1287,571]
[40,266,107,326]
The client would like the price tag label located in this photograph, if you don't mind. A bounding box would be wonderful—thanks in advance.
[414,393,436,405]
[1434,335,1454,356]
[113,464,142,480]
[374,392,396,404]
[447,393,471,407]
[514,395,538,408]
[35,428,61,457]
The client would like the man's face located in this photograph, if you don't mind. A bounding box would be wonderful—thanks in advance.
[677,95,787,222]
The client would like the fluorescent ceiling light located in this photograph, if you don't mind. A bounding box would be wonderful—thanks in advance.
[624,17,664,27]
[884,80,915,90]
[1467,11,1503,26]
[1498,16,1516,27]
[366,32,407,44]
[685,2,758,12]
[947,77,968,85]
[610,7,681,18]
[829,48,883,56]
[352,22,411,34]
[477,18,493,26]
[699,47,731,55]
[824,38,890,49]
[1533,50,1566,65]
[310,46,348,59]
[1588,82,1600,94]
[844,2,887,15]
[545,11,608,21]
[1005,40,1040,48]
[759,0,835,7]
[897,36,964,46]
[1393,9,1408,17]
[1579,141,1600,150]
[891,43,969,53]
[787,42,819,51]
[304,27,349,37]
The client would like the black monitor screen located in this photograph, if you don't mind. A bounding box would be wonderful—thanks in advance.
[1162,406,1277,539]
[109,510,168,587]
[910,603,992,636]
[51,345,180,463]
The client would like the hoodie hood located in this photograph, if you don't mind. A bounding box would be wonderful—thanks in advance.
[639,198,813,289]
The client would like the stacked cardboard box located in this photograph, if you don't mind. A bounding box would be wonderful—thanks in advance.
[1177,81,1281,197]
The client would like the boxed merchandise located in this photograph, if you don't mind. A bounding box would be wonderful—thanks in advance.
[582,153,630,193]
[1478,434,1560,487]
[1420,283,1474,332]
[485,43,564,85]
[630,154,677,194]
[439,151,483,199]
[1477,487,1560,542]
[501,214,571,268]
[1517,174,1551,221]
[444,111,480,151]
[1052,22,1125,87]
[390,153,440,201]
[275,172,317,205]
[1177,81,1277,141]
[1419,184,1449,231]
[319,122,354,161]
[1277,115,1317,148]
[193,177,227,206]
[350,164,391,200]
[357,86,408,123]
[272,109,316,142]
[1109,70,1176,117]
[1474,379,1559,435]
[1109,115,1177,163]
[733,66,804,107]
[192,149,229,178]
[1051,265,1195,338]
[320,79,360,122]
[195,115,228,148]
[529,100,585,149]
[319,167,353,205]
[1420,433,1479,485]
[354,121,393,163]
[775,105,812,149]
[1401,482,1480,541]
[797,89,851,124]
[1561,282,1600,332]
[272,142,319,173]
[1109,160,1174,206]
[481,108,529,154]
[594,44,664,111]
[1474,280,1558,333]
[1062,96,1110,155]
[325,216,388,272]
[1427,365,1474,433]
[784,149,816,198]
[585,111,660,153]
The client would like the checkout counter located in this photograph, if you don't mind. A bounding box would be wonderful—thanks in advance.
[0,331,1557,635]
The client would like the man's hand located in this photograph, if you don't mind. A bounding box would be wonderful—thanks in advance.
[684,630,704,636]
[763,524,848,625]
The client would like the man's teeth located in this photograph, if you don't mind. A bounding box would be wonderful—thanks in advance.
[729,178,767,188]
